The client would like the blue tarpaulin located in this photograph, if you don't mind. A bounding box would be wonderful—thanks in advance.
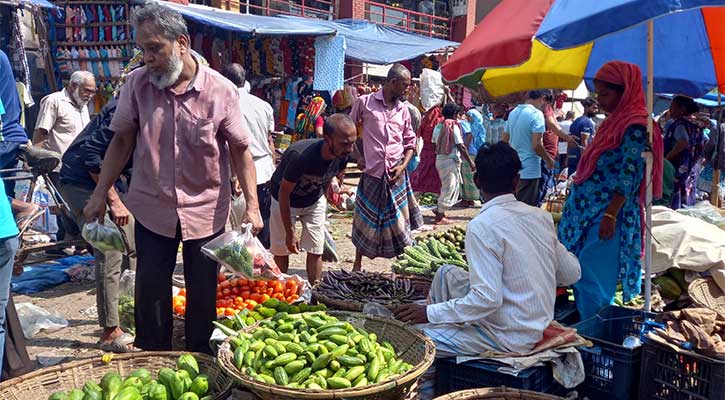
[283,17,458,64]
[159,1,336,37]
[11,255,94,295]
[1,0,58,9]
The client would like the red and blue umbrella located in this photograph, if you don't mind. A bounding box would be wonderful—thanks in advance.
[442,0,725,98]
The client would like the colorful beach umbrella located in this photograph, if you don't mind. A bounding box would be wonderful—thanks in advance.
[442,0,725,98]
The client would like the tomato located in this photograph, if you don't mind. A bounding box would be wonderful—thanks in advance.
[178,288,187,296]
[224,308,236,317]
[231,287,240,295]
[255,280,267,288]
[216,291,223,300]
[287,294,299,303]
[216,307,224,316]
[273,293,285,301]
[240,279,250,287]
[234,297,244,306]
[219,280,231,289]
[260,294,271,303]
[240,291,251,300]
[217,272,227,283]
[249,293,262,302]
[229,278,239,287]
[222,288,231,296]
[271,281,284,293]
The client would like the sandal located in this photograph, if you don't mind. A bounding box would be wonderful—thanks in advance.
[435,217,452,225]
[97,332,139,353]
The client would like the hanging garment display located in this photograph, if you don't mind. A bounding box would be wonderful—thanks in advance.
[313,35,345,91]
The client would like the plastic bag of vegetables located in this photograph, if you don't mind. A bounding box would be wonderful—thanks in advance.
[202,223,282,279]
[81,217,125,253]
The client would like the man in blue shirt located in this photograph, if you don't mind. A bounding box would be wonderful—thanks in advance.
[503,91,553,206]
[0,50,29,197]
[567,98,598,175]
[0,176,19,378]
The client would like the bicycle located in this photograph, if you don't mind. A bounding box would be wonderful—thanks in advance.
[0,145,87,271]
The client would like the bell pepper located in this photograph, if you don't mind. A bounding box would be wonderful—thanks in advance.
[100,372,122,400]
[147,382,169,400]
[176,354,200,379]
[176,393,199,400]
[188,374,209,397]
[111,386,142,400]
[121,376,144,392]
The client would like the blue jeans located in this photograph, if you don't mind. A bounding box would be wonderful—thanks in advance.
[0,235,19,378]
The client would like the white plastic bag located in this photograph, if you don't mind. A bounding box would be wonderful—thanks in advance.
[420,68,445,111]
[16,176,58,235]
[202,223,281,279]
[81,217,125,252]
[229,195,247,231]
[16,302,68,338]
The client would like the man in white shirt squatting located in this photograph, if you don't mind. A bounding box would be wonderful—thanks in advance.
[394,142,581,356]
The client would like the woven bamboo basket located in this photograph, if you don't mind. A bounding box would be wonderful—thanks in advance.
[433,387,564,400]
[217,311,436,400]
[689,277,725,316]
[0,352,234,400]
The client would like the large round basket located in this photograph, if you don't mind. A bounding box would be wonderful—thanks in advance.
[217,311,436,400]
[0,351,234,400]
[689,277,725,316]
[433,387,564,400]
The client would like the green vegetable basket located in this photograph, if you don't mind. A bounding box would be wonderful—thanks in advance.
[0,352,234,400]
[217,311,436,400]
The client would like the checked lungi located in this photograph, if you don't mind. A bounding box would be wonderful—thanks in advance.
[352,172,423,259]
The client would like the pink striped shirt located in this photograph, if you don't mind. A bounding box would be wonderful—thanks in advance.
[109,63,250,240]
[350,90,416,178]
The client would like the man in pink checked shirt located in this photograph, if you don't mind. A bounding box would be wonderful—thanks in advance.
[349,64,423,271]
[83,3,262,354]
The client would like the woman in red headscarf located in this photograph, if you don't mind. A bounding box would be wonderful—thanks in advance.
[557,61,663,319]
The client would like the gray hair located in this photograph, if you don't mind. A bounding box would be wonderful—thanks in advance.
[131,1,188,41]
[69,70,95,86]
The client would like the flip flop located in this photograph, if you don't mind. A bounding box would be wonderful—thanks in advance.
[16,207,44,235]
[97,333,139,353]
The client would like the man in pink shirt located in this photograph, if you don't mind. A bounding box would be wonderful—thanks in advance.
[84,3,262,353]
[350,64,423,271]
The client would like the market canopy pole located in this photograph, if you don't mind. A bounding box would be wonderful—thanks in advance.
[644,20,654,312]
[713,91,722,206]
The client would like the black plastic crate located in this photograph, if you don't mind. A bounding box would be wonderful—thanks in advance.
[571,306,656,400]
[434,357,562,396]
[639,339,725,400]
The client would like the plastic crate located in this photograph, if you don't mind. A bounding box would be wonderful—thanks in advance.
[554,297,579,326]
[571,306,655,400]
[639,339,725,400]
[434,358,562,396]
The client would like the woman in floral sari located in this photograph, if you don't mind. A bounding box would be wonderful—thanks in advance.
[663,95,706,209]
[558,61,663,319]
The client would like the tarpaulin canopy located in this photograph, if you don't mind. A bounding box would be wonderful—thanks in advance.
[283,17,458,64]
[159,1,336,37]
[0,0,58,9]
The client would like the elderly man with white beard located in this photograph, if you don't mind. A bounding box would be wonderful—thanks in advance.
[34,70,96,243]
[83,2,262,354]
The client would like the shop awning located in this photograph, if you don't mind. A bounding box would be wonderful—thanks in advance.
[284,17,459,64]
[0,0,58,9]
[159,1,336,37]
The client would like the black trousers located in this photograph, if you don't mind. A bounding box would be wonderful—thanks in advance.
[257,183,271,249]
[134,221,221,353]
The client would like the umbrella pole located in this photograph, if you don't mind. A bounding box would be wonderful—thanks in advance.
[644,20,654,312]
[712,92,722,206]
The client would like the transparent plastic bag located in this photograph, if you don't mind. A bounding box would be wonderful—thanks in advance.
[81,217,125,252]
[202,223,281,279]
[118,270,135,335]
[16,302,68,338]
[229,194,247,231]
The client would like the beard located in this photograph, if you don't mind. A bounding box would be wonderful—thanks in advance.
[149,49,184,89]
[72,88,90,107]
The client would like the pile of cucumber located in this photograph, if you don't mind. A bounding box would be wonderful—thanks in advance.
[392,235,467,278]
[226,311,413,390]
